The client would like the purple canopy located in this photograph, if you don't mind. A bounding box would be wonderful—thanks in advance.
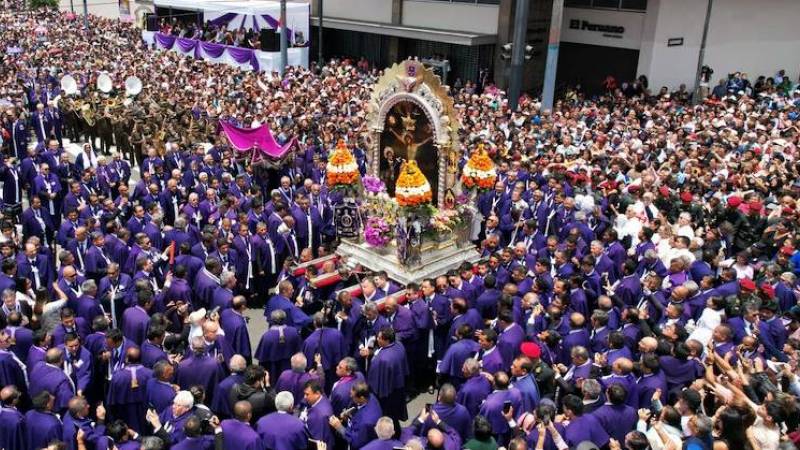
[219,121,297,161]
[152,33,260,71]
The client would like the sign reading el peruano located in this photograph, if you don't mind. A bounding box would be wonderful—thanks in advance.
[569,19,625,35]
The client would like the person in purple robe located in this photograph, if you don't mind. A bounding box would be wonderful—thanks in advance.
[212,271,236,310]
[298,379,335,449]
[147,361,178,414]
[106,346,153,433]
[329,357,365,415]
[496,311,524,368]
[255,309,302,378]
[141,326,169,369]
[121,290,153,346]
[165,264,194,305]
[475,328,505,374]
[554,346,596,400]
[256,391,309,450]
[169,415,215,450]
[0,385,26,450]
[590,383,637,444]
[194,258,222,310]
[636,354,667,408]
[329,381,383,450]
[437,325,479,388]
[302,313,346,391]
[478,371,523,444]
[211,356,246,419]
[366,327,408,431]
[457,358,492,417]
[28,347,76,412]
[561,394,610,447]
[426,384,473,442]
[219,400,262,450]
[220,296,252,362]
[275,352,323,402]
[176,337,226,404]
[0,330,28,395]
[25,329,48,374]
[62,396,107,450]
[658,342,705,391]
[264,281,311,329]
[59,333,93,399]
[25,391,64,450]
[151,390,195,446]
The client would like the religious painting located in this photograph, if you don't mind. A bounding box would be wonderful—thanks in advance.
[379,101,439,201]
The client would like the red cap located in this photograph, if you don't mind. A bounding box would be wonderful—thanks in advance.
[627,184,640,194]
[749,201,763,212]
[782,207,795,216]
[781,246,795,256]
[680,191,693,203]
[727,196,742,207]
[659,186,670,197]
[760,283,776,299]
[740,278,756,290]
[520,341,541,359]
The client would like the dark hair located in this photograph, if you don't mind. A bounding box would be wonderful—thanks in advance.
[244,365,266,385]
[562,394,583,416]
[472,415,493,441]
[607,383,627,405]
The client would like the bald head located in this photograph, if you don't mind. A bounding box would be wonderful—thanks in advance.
[233,400,252,422]
[427,428,445,448]
[45,347,64,365]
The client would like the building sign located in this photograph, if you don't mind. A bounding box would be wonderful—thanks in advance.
[561,7,645,50]
[568,19,625,36]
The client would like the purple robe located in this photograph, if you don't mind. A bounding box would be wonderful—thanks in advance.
[256,412,308,450]
[141,341,168,369]
[497,323,524,368]
[564,413,610,448]
[212,286,234,310]
[121,305,150,345]
[330,372,366,415]
[220,419,261,450]
[343,395,383,450]
[431,402,473,442]
[25,345,46,374]
[25,409,63,450]
[146,378,176,413]
[106,364,153,432]
[30,363,75,412]
[479,346,505,374]
[165,278,193,305]
[176,353,226,403]
[157,408,193,445]
[457,374,492,417]
[479,388,523,436]
[302,327,346,373]
[591,403,637,443]
[438,339,479,381]
[275,369,319,403]
[220,309,252,361]
[0,406,25,450]
[637,372,667,408]
[302,396,335,449]
[255,325,302,378]
[212,373,244,418]
[658,355,705,390]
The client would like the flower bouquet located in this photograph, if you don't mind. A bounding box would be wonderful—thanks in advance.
[327,140,360,192]
[362,175,386,195]
[364,216,392,248]
[461,144,497,191]
[396,160,433,208]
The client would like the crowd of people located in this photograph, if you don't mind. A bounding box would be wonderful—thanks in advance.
[2,5,800,450]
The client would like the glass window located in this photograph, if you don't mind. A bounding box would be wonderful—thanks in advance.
[620,0,647,10]
[565,0,592,7]
[592,0,621,8]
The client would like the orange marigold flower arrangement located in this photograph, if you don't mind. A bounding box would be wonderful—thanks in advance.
[395,160,433,207]
[326,140,360,188]
[461,144,497,190]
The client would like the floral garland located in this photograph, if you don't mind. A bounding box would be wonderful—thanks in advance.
[395,160,433,207]
[461,143,497,191]
[362,175,386,195]
[326,140,360,189]
[364,216,392,247]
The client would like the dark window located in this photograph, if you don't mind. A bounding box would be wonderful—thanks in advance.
[593,0,621,8]
[566,0,592,7]
[620,0,647,10]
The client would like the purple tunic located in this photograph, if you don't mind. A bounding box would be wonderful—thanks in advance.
[256,412,308,450]
[302,395,335,449]
[146,378,176,413]
[175,353,226,403]
[25,409,63,450]
[30,363,75,412]
[220,419,261,450]
[0,406,25,450]
[438,339,480,380]
[106,364,153,432]
[330,372,366,415]
[456,374,492,417]
[219,309,252,361]
[591,403,637,443]
[121,306,150,346]
[275,369,319,403]
[564,413,610,447]
[254,325,302,378]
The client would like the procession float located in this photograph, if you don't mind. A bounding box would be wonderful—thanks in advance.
[334,60,482,284]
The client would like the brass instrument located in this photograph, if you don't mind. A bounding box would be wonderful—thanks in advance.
[82,102,96,127]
